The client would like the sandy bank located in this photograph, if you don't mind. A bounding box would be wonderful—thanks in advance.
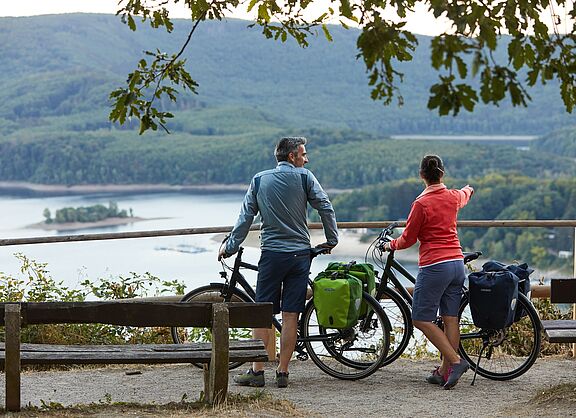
[215,229,420,263]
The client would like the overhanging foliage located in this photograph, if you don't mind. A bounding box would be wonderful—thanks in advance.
[109,0,576,134]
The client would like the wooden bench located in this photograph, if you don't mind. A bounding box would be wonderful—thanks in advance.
[541,279,576,343]
[0,301,272,411]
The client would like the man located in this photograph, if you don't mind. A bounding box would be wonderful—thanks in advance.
[218,136,338,388]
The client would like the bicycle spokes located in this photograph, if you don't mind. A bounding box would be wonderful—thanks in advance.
[458,293,541,381]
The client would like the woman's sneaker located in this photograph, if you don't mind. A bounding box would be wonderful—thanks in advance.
[233,368,265,387]
[426,367,446,386]
[275,370,289,388]
[443,359,470,390]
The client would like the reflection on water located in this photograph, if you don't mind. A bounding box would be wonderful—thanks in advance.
[154,244,208,254]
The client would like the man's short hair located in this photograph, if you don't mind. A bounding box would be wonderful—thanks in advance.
[275,137,307,162]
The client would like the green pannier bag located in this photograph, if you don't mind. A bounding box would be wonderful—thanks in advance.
[313,270,362,329]
[325,261,376,316]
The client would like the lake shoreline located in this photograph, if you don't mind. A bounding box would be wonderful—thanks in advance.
[0,181,351,197]
[26,216,168,232]
[0,181,250,196]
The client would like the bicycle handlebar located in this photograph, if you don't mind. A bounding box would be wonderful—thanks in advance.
[311,246,331,259]
[375,222,400,251]
[379,222,400,240]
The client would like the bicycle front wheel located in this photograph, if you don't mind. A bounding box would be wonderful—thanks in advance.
[171,284,255,370]
[376,285,413,366]
[301,292,390,380]
[458,292,541,380]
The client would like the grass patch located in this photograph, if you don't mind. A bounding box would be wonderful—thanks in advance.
[531,383,576,406]
[14,391,306,417]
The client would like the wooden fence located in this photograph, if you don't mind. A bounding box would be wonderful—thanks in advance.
[1,219,575,355]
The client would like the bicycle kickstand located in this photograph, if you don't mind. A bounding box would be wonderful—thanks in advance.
[471,341,488,386]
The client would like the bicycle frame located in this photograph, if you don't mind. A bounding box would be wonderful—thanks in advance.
[377,249,482,305]
[174,243,391,380]
[370,225,541,380]
[376,249,486,342]
[219,247,345,355]
[376,250,415,306]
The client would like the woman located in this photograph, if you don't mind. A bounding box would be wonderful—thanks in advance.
[383,155,474,389]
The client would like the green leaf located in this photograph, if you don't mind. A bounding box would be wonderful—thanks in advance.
[471,52,482,77]
[127,15,136,31]
[247,0,259,13]
[258,4,271,22]
[322,24,333,42]
[340,0,353,19]
[455,56,467,78]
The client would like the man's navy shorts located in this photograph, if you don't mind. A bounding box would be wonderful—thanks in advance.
[412,259,466,322]
[256,249,311,314]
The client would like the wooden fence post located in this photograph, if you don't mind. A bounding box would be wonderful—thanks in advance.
[208,303,229,405]
[573,227,576,358]
[5,303,21,412]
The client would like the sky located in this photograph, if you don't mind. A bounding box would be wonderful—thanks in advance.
[0,0,570,36]
[0,0,452,36]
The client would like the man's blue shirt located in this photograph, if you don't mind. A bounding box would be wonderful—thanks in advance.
[226,161,338,254]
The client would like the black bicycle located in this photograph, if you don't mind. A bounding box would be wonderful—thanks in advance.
[171,240,390,380]
[367,222,542,381]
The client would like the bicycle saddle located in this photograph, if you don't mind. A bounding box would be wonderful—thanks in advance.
[463,251,482,263]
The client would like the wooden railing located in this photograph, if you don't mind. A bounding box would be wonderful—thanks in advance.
[3,219,576,247]
[2,220,576,295]
[2,219,575,355]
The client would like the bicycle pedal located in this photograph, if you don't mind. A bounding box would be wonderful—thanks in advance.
[296,353,308,361]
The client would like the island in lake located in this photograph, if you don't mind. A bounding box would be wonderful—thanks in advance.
[29,201,150,231]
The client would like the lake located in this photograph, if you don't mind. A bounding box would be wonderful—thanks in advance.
[0,192,413,295]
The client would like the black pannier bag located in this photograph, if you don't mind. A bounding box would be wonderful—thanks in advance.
[468,269,519,329]
[482,260,533,321]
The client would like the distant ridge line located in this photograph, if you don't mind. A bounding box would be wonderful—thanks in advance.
[390,135,538,141]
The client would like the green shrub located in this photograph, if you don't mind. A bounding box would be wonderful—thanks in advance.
[0,253,185,345]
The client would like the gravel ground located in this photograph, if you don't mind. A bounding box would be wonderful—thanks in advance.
[2,357,576,416]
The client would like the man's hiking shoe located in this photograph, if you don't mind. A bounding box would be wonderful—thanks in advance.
[233,369,265,387]
[426,367,446,386]
[443,359,470,390]
[275,370,289,388]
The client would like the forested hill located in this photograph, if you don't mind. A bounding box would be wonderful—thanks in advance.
[1,131,575,188]
[533,128,576,158]
[0,13,574,137]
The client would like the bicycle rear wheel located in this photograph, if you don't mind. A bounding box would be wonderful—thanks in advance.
[458,292,541,380]
[300,292,390,380]
[171,284,255,370]
[376,285,413,366]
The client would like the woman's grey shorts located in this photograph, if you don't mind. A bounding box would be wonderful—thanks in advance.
[411,259,466,322]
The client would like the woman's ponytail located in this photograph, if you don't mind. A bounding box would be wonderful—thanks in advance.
[419,155,445,183]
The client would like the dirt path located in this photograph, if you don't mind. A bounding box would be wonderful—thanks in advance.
[3,357,575,416]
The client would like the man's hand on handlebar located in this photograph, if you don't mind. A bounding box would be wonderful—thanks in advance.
[218,247,232,261]
[315,242,336,254]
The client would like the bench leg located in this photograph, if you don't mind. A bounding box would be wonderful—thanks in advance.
[203,364,210,401]
[5,304,21,412]
[207,303,229,405]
